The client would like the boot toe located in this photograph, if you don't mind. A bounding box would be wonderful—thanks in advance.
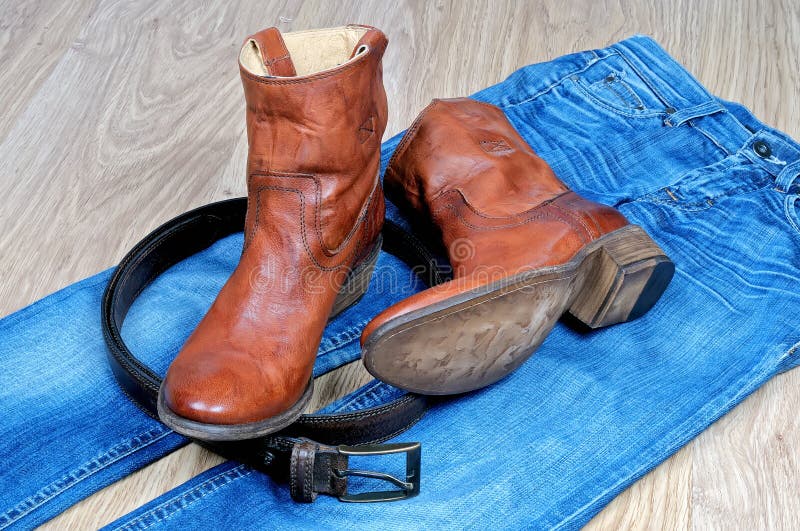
[162,349,300,425]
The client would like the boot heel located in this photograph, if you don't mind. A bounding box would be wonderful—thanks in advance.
[331,235,382,317]
[568,226,674,328]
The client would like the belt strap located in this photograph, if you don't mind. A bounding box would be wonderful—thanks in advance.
[101,197,443,502]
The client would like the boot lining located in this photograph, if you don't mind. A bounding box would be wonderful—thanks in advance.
[240,26,369,77]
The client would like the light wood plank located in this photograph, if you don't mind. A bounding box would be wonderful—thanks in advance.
[0,0,794,528]
[0,0,98,140]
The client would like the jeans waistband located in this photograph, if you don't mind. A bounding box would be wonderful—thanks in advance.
[611,35,800,190]
[611,35,722,123]
[491,35,800,191]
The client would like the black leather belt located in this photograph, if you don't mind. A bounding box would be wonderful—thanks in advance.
[101,197,443,502]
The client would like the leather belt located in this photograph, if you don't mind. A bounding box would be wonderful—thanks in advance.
[101,197,443,502]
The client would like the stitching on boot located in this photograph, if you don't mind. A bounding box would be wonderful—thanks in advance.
[479,138,513,154]
[357,116,375,144]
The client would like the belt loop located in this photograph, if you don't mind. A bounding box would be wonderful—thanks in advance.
[776,160,800,193]
[664,101,726,127]
[289,440,349,502]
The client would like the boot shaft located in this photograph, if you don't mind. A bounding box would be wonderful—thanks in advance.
[238,25,388,250]
[384,98,628,274]
[239,25,388,179]
[384,98,569,219]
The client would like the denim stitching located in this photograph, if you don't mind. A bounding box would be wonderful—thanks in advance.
[328,383,384,412]
[0,427,173,529]
[780,339,800,366]
[784,195,800,236]
[317,320,368,355]
[628,154,773,210]
[690,119,733,156]
[110,465,253,531]
[605,78,645,109]
[571,77,665,118]
[503,53,603,108]
[587,68,626,88]
[587,70,645,110]
[506,48,670,117]
[611,47,673,107]
[634,179,774,213]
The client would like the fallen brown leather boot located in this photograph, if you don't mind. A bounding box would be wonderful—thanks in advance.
[158,25,387,440]
[361,98,673,395]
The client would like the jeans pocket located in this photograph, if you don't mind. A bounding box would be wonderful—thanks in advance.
[569,52,667,118]
[634,154,774,212]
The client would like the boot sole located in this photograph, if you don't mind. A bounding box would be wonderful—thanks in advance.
[362,225,673,395]
[157,236,382,441]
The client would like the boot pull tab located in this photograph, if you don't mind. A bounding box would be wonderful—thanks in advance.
[249,27,297,77]
[350,27,388,59]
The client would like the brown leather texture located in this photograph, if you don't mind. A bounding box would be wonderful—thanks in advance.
[248,27,297,77]
[289,441,349,502]
[362,98,629,341]
[162,25,388,425]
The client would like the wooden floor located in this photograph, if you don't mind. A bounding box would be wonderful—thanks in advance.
[1,0,798,528]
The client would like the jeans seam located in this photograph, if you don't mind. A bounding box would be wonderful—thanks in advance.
[110,465,253,531]
[0,427,172,530]
[317,319,368,356]
[612,46,672,107]
[635,179,774,212]
[327,381,385,413]
[502,53,602,108]
[690,119,733,156]
[780,339,800,364]
[784,194,800,236]
[549,342,785,530]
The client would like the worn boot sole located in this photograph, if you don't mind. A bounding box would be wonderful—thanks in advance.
[157,236,382,441]
[362,226,673,395]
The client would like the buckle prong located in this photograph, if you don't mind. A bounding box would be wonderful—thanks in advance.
[333,468,413,491]
[335,442,421,503]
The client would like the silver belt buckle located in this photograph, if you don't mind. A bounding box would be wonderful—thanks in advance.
[335,442,421,502]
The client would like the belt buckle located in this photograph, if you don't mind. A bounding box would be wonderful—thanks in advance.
[335,442,421,502]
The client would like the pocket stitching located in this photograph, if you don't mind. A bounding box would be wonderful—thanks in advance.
[571,76,664,118]
[588,72,646,111]
[607,78,645,110]
[635,178,775,212]
[784,195,800,235]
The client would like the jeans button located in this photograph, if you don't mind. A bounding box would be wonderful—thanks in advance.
[753,140,772,158]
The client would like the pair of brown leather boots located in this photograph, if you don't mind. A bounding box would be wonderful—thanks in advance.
[158,25,674,441]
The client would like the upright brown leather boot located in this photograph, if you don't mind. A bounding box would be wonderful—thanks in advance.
[158,25,387,440]
[361,98,673,395]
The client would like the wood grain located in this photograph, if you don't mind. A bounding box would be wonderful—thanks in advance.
[0,0,796,528]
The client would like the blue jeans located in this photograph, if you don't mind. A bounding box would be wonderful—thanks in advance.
[1,35,799,530]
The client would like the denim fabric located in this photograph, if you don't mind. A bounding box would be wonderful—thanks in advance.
[0,233,424,530]
[1,35,798,530]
